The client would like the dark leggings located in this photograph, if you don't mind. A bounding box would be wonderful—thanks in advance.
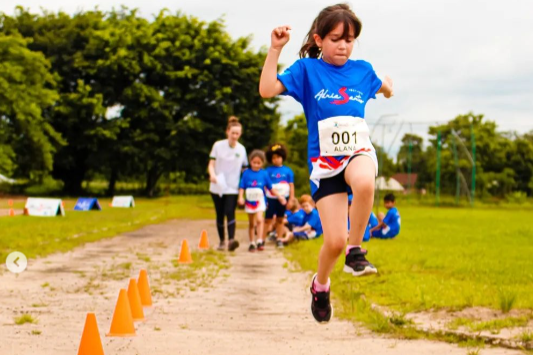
[210,193,238,242]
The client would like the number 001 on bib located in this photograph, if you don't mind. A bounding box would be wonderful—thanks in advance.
[318,116,373,156]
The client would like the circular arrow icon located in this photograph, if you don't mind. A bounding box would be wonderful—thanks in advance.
[6,251,27,273]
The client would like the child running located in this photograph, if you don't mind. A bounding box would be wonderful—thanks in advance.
[238,150,287,252]
[264,143,295,249]
[259,4,393,323]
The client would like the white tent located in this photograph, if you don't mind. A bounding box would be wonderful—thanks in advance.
[375,177,405,191]
[0,174,16,184]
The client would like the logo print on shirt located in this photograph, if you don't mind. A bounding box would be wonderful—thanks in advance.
[331,87,349,105]
[252,180,258,187]
[315,88,364,104]
[276,173,281,178]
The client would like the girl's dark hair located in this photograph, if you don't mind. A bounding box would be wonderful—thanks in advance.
[249,149,266,164]
[299,3,362,59]
[226,116,242,131]
[265,143,288,163]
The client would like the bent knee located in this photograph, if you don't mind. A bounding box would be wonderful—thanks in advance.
[324,237,346,255]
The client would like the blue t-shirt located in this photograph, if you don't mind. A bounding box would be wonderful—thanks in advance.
[301,209,323,236]
[287,209,305,226]
[383,207,401,236]
[265,165,294,198]
[278,58,382,194]
[239,169,273,205]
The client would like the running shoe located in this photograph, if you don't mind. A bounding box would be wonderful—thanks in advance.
[216,241,226,251]
[343,247,378,276]
[276,239,284,249]
[257,241,265,251]
[309,273,332,324]
[228,239,239,252]
[248,243,256,253]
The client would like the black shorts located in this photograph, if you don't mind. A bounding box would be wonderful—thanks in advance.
[265,198,286,219]
[312,170,352,203]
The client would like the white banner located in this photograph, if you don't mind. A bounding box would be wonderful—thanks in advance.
[25,198,65,217]
[111,196,135,208]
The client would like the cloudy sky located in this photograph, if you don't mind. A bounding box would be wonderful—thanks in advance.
[2,0,532,153]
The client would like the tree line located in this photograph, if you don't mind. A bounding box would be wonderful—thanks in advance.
[0,7,279,196]
[1,8,532,199]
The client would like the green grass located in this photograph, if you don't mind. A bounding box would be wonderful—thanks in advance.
[167,249,230,292]
[284,205,533,330]
[447,316,530,333]
[0,196,249,261]
[14,314,37,325]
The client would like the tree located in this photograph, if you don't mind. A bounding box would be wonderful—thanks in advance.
[0,33,61,179]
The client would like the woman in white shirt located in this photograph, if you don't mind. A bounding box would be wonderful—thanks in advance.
[208,116,248,251]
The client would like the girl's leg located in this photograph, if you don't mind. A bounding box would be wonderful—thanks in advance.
[275,217,285,239]
[248,213,256,243]
[263,218,273,241]
[256,212,265,245]
[210,193,226,244]
[343,156,378,275]
[344,156,376,246]
[315,193,349,285]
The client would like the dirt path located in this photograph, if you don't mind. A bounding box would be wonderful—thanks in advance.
[0,220,521,355]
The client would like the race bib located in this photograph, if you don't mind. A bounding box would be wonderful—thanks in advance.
[245,187,264,202]
[318,116,373,156]
[272,183,290,197]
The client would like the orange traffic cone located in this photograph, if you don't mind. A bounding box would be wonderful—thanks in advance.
[198,230,209,250]
[127,278,145,321]
[106,289,135,337]
[77,313,105,355]
[9,209,15,217]
[137,269,153,307]
[178,239,193,264]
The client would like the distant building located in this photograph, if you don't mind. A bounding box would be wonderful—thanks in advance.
[392,173,418,190]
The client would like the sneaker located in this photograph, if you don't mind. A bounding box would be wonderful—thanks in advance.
[216,241,226,251]
[257,241,265,251]
[267,231,277,242]
[309,273,332,324]
[228,239,239,252]
[343,247,378,276]
[276,239,284,249]
[248,243,256,252]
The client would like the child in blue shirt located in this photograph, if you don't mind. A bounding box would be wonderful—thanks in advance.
[279,195,322,244]
[264,143,295,249]
[259,3,393,323]
[370,193,401,239]
[238,150,286,252]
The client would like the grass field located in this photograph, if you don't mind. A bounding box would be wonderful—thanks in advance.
[0,195,249,262]
[284,204,533,334]
[2,195,533,340]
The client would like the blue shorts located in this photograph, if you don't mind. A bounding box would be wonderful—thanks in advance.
[293,230,318,240]
[265,198,286,219]
[371,229,398,239]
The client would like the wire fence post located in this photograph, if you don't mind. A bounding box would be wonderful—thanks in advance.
[436,131,442,206]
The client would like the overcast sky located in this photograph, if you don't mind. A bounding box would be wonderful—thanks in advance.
[2,0,532,153]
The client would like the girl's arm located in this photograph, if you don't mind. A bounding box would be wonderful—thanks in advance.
[267,187,287,206]
[298,224,313,232]
[208,160,217,183]
[238,189,245,206]
[289,182,295,202]
[259,26,291,98]
[377,76,394,98]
